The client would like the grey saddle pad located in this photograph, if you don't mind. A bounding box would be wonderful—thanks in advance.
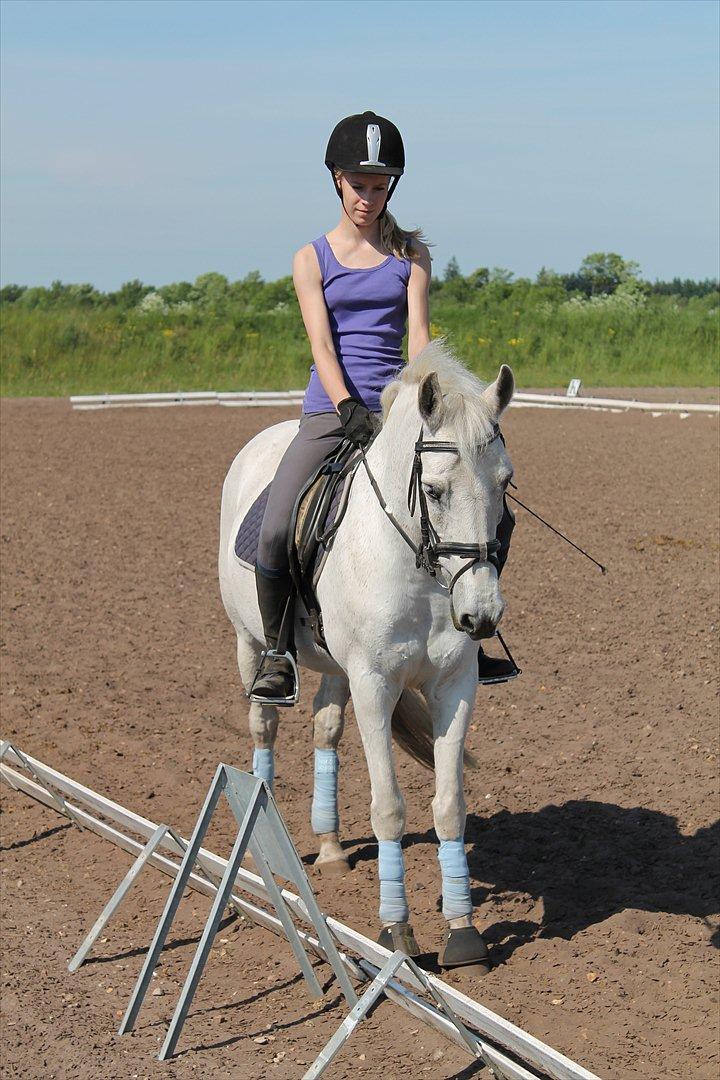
[233,481,346,576]
[234,485,271,569]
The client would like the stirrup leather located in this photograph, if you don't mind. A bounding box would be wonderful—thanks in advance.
[248,649,300,707]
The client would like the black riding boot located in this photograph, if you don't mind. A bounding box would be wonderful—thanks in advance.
[477,645,519,684]
[250,568,298,705]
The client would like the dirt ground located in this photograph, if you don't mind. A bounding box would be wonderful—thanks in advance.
[1,395,718,1080]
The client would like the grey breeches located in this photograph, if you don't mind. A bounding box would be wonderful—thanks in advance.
[256,410,516,577]
[257,411,344,575]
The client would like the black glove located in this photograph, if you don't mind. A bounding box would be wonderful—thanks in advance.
[336,397,377,447]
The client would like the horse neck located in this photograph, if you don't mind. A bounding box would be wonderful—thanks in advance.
[343,400,427,568]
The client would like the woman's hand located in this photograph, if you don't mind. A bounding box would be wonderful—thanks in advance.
[336,398,377,446]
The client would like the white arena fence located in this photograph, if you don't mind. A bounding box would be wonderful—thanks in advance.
[1,741,599,1080]
[69,388,719,416]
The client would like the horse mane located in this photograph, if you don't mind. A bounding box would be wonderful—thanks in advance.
[382,339,497,462]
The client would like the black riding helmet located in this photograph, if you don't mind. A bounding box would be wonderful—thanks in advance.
[325,110,405,215]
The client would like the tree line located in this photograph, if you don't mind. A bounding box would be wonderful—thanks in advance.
[1,252,717,312]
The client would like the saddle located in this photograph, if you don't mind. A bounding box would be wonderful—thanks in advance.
[233,439,360,652]
[289,440,360,649]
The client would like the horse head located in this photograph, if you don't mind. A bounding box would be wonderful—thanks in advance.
[381,340,515,640]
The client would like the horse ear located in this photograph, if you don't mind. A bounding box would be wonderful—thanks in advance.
[482,364,514,417]
[418,372,443,426]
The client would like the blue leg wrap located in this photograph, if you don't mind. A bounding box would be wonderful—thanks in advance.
[252,748,274,791]
[438,837,472,920]
[378,840,409,924]
[311,748,339,834]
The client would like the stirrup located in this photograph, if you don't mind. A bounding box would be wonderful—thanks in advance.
[478,630,522,686]
[248,649,300,707]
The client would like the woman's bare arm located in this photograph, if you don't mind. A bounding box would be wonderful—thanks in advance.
[293,245,350,409]
[407,241,432,361]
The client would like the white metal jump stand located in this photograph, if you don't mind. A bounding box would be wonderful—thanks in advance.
[2,740,600,1080]
[118,764,357,1061]
[67,824,229,973]
[304,949,481,1080]
[0,740,86,830]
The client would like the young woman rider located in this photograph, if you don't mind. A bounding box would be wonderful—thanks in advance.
[251,110,515,704]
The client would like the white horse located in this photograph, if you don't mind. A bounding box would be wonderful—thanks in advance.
[219,341,514,969]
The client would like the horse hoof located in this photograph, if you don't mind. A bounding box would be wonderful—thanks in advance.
[377,922,422,957]
[315,855,350,878]
[438,926,492,975]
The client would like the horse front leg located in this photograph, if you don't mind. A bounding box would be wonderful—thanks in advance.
[349,671,421,957]
[312,674,351,876]
[429,671,492,974]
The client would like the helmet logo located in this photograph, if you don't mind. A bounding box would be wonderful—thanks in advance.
[360,123,385,167]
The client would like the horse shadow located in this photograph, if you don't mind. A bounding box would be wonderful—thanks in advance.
[464,801,720,962]
[345,802,719,964]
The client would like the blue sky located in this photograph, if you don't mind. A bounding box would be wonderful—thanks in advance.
[1,0,718,288]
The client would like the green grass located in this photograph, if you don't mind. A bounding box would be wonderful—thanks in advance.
[432,290,719,387]
[1,286,718,396]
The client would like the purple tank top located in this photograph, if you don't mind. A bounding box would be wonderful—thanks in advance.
[302,235,412,414]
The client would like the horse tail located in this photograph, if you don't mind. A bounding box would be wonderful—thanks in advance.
[390,689,478,772]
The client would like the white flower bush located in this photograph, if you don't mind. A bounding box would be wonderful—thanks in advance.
[137,293,195,315]
[538,281,648,317]
[568,291,646,313]
[138,291,169,314]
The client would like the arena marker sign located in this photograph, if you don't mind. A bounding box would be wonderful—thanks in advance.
[1,742,599,1080]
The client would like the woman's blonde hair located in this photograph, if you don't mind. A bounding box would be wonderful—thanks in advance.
[334,169,431,262]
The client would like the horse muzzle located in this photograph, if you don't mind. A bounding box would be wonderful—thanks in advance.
[453,611,499,640]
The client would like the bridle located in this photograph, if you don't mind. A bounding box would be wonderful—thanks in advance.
[359,423,503,633]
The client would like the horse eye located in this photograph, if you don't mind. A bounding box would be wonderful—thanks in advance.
[423,485,442,502]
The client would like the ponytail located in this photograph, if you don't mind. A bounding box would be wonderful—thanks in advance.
[379,208,431,262]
